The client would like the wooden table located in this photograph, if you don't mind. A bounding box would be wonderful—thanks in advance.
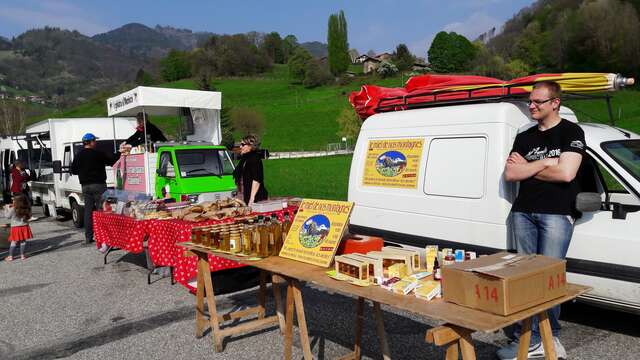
[178,243,590,359]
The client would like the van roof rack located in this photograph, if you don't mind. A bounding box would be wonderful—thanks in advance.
[373,82,616,124]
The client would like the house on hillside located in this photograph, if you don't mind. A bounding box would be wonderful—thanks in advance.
[361,53,394,74]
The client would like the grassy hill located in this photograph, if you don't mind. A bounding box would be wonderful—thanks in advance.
[33,64,404,151]
[31,64,640,152]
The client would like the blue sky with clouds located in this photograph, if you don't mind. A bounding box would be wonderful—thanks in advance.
[0,0,535,58]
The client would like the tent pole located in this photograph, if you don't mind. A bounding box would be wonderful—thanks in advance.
[112,116,117,152]
[142,107,151,196]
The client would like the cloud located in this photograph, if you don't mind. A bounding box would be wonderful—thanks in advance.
[0,0,108,36]
[443,12,501,40]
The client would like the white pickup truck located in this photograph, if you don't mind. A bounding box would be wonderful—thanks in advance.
[348,99,640,313]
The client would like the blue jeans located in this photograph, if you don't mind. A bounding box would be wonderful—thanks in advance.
[511,211,574,345]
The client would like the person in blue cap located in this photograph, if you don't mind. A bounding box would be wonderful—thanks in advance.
[71,133,121,248]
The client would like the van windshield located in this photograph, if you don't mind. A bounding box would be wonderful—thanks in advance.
[602,140,640,183]
[175,149,234,178]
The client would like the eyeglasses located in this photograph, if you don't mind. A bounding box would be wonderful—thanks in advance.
[527,98,557,107]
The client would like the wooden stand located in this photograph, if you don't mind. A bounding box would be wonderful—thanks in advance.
[192,250,282,352]
[337,297,391,360]
[425,310,558,360]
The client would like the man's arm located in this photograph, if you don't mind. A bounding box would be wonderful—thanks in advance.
[504,152,555,182]
[534,152,582,183]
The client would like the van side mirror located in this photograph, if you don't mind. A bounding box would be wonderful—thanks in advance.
[576,192,602,212]
[52,160,63,174]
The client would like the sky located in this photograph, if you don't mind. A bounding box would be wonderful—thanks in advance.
[0,0,536,58]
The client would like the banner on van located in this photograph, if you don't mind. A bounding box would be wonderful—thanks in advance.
[363,138,424,189]
[279,198,353,267]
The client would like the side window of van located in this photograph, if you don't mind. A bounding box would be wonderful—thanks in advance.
[424,137,487,199]
[159,152,175,178]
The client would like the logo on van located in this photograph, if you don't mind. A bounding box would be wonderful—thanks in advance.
[375,151,407,177]
[299,214,330,248]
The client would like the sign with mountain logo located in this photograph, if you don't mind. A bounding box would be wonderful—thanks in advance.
[279,199,353,267]
[362,138,424,189]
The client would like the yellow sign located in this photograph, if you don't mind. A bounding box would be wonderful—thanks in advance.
[363,138,424,188]
[279,199,353,267]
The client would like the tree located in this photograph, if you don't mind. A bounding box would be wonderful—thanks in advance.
[0,100,26,135]
[348,48,360,63]
[376,61,399,78]
[231,107,265,138]
[282,34,299,63]
[196,34,272,77]
[135,68,154,86]
[288,47,313,83]
[160,49,192,82]
[220,106,234,149]
[261,32,284,63]
[327,10,350,76]
[366,49,376,57]
[392,44,415,71]
[336,108,362,141]
[428,31,477,73]
[303,60,332,88]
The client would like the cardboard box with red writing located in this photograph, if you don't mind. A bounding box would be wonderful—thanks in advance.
[441,252,567,316]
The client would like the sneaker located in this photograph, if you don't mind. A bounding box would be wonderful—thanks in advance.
[29,216,38,222]
[496,337,567,360]
[98,244,109,254]
[553,337,567,359]
[496,340,544,360]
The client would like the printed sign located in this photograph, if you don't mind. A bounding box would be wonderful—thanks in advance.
[362,138,424,188]
[279,199,353,267]
[114,154,147,193]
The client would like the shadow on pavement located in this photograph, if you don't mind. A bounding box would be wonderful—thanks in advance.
[561,301,640,337]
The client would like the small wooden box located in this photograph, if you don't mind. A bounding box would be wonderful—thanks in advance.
[335,255,370,282]
[382,246,421,272]
[367,251,411,277]
[344,253,384,283]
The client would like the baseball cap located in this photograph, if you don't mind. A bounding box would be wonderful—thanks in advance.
[82,133,98,142]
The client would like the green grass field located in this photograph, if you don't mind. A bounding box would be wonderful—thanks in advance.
[31,64,404,151]
[264,154,352,200]
[30,64,640,152]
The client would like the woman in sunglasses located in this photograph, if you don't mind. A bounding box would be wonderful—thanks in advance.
[233,135,268,206]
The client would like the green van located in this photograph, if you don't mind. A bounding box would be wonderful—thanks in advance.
[154,144,237,203]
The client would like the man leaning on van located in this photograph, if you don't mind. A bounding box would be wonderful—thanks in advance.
[500,81,585,360]
[71,133,120,251]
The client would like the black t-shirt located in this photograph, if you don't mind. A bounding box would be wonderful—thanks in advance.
[510,119,586,215]
[233,151,268,204]
[70,148,120,185]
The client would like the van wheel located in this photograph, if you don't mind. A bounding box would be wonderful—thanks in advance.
[42,203,50,217]
[71,201,84,228]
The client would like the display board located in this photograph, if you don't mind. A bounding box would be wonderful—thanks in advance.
[279,199,353,267]
[362,138,424,189]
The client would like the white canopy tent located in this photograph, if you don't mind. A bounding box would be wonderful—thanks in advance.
[105,86,224,195]
[106,86,223,145]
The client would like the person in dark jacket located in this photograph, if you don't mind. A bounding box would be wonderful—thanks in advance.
[125,112,167,147]
[71,133,120,247]
[233,135,268,206]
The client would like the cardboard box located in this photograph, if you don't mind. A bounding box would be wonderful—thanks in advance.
[442,252,567,316]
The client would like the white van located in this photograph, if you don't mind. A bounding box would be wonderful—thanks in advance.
[24,118,136,226]
[348,100,640,313]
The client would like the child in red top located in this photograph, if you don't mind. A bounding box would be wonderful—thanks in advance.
[2,194,33,261]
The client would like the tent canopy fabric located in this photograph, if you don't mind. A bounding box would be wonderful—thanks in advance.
[349,73,629,119]
[107,86,222,117]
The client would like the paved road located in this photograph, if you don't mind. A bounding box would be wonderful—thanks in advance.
[0,213,638,359]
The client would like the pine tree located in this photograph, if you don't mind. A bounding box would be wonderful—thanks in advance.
[327,10,350,76]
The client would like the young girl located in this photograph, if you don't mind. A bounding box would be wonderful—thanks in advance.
[3,194,33,261]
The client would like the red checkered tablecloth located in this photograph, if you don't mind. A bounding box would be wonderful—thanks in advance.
[93,211,150,253]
